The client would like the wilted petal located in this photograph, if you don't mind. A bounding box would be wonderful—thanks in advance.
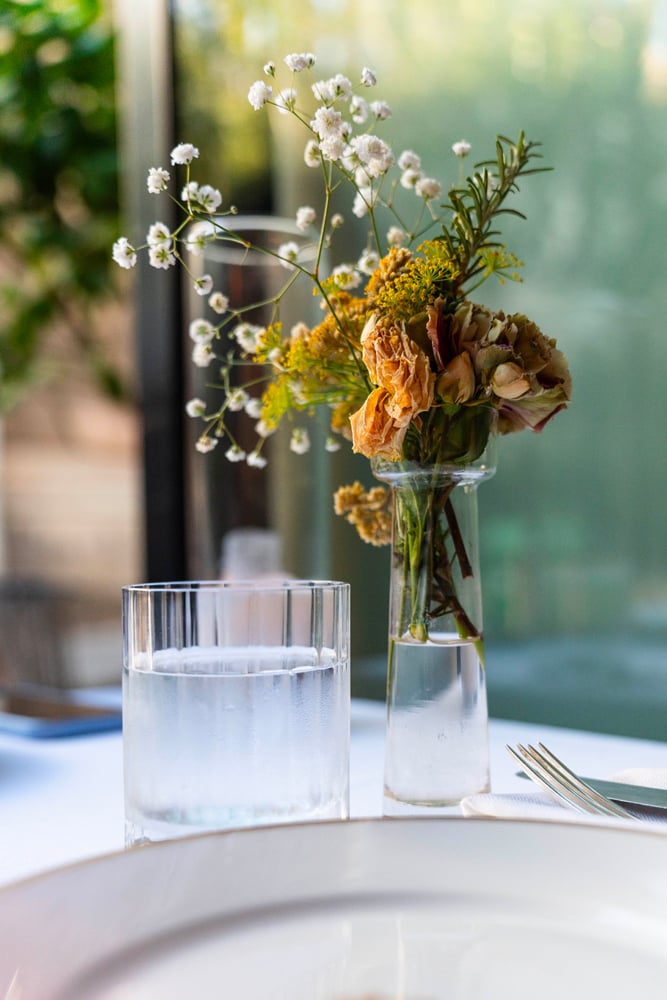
[498,386,570,434]
[491,362,531,400]
[425,299,448,370]
[350,387,408,459]
[436,352,476,404]
[361,315,434,425]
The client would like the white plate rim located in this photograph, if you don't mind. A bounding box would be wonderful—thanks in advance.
[3,815,667,999]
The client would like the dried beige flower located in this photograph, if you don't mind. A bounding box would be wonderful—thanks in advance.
[333,482,392,546]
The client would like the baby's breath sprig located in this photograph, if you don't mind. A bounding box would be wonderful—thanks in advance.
[111,55,570,577]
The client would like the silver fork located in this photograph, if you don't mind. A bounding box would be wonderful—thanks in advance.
[507,742,636,820]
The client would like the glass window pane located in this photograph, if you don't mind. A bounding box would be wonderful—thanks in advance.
[170,0,667,736]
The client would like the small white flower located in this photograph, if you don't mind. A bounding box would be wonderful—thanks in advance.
[398,149,422,171]
[170,142,199,165]
[349,134,393,177]
[247,450,268,469]
[329,73,353,99]
[304,140,321,168]
[312,73,352,103]
[233,322,264,353]
[331,264,361,290]
[267,347,283,367]
[183,221,211,255]
[387,226,406,247]
[291,380,307,406]
[400,168,423,190]
[360,67,377,87]
[290,322,309,340]
[278,240,300,269]
[112,237,137,269]
[350,95,368,124]
[370,100,391,120]
[148,245,176,269]
[325,436,341,453]
[244,397,263,419]
[181,180,199,202]
[295,205,316,231]
[248,79,272,110]
[352,188,372,218]
[354,165,371,188]
[275,87,297,113]
[208,291,229,314]
[147,167,170,193]
[318,134,345,162]
[311,106,344,140]
[197,184,222,213]
[263,61,276,76]
[330,213,344,229]
[284,52,315,72]
[311,78,335,102]
[225,444,246,463]
[196,434,218,454]
[290,428,311,455]
[415,176,442,200]
[452,139,472,158]
[226,388,249,412]
[185,397,206,418]
[357,249,380,275]
[189,318,216,344]
[194,274,213,296]
[192,342,214,368]
[255,418,276,439]
[147,222,171,249]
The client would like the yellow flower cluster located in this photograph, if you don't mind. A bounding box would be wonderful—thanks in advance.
[255,295,369,431]
[370,241,460,320]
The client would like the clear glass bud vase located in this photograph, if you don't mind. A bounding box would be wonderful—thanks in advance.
[372,426,497,815]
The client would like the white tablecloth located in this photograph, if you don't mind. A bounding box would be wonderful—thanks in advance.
[3,698,667,888]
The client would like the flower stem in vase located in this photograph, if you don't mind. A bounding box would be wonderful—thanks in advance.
[373,434,496,813]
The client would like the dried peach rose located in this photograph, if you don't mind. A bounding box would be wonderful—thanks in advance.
[361,313,434,425]
[349,387,408,459]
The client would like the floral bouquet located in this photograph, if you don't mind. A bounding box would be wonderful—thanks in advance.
[113,52,571,650]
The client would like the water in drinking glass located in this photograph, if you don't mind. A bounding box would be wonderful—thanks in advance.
[122,581,350,846]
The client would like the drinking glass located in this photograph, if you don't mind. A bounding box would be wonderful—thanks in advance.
[123,580,350,846]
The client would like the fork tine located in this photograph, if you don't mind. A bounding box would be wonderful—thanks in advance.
[506,744,604,815]
[530,743,633,820]
[517,743,608,814]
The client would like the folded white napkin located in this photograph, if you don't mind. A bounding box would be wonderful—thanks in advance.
[460,769,667,828]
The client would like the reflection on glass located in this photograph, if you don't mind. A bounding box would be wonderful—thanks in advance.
[171,0,667,734]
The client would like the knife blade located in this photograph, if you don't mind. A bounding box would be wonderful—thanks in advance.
[516,772,667,811]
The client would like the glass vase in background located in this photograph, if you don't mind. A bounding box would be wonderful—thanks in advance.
[372,412,497,814]
[185,216,331,580]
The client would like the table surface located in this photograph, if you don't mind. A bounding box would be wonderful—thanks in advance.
[3,697,667,889]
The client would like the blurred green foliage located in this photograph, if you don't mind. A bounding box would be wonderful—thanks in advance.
[0,0,124,412]
[173,1,273,210]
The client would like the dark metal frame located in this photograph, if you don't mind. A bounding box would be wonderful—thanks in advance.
[114,0,186,580]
